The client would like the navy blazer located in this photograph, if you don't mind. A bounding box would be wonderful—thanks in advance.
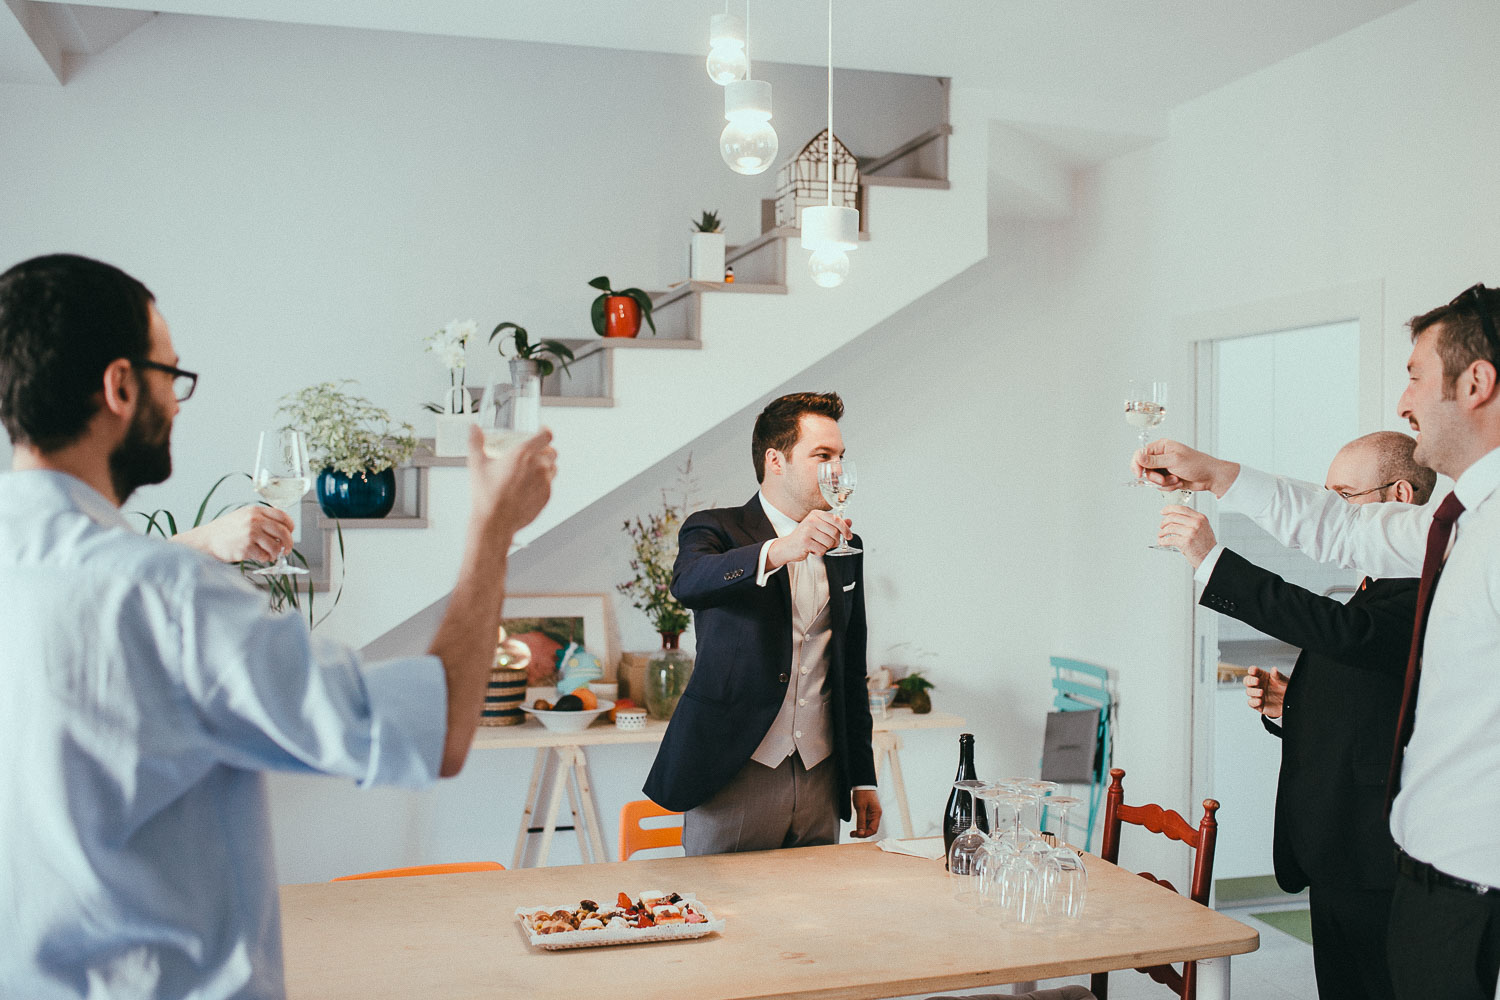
[1201,548,1416,892]
[643,495,877,818]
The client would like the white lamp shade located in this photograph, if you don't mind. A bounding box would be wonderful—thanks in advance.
[724,79,773,122]
[709,13,746,49]
[800,204,859,252]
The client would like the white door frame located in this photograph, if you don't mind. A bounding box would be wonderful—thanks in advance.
[1174,280,1386,831]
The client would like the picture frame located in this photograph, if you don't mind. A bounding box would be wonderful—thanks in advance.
[501,593,619,682]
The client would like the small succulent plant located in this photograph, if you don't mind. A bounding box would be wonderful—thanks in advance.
[691,210,723,233]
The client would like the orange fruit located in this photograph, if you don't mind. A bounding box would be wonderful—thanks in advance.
[573,688,598,710]
[608,698,635,722]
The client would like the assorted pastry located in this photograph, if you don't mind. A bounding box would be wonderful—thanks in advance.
[523,890,711,935]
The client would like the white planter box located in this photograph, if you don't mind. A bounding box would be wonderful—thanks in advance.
[690,232,726,282]
[433,413,472,457]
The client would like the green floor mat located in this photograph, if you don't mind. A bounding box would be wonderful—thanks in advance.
[1250,908,1314,945]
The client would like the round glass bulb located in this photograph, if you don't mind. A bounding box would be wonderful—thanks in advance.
[706,45,748,85]
[808,247,849,287]
[719,118,778,175]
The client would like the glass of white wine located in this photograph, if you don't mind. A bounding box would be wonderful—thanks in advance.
[252,428,310,576]
[1151,488,1194,551]
[816,459,860,557]
[1124,379,1167,486]
[475,366,542,459]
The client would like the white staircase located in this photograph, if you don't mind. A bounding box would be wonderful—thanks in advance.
[317,90,991,651]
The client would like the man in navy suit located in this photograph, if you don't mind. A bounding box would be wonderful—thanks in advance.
[1158,431,1433,1000]
[644,391,881,854]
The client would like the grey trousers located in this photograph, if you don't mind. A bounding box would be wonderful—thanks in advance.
[682,753,839,856]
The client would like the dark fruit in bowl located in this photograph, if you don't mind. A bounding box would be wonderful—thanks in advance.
[533,699,553,711]
[553,694,584,712]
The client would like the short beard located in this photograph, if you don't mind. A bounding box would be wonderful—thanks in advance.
[108,392,172,503]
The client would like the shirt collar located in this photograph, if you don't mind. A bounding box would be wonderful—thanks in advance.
[0,469,130,530]
[757,491,800,538]
[1453,445,1500,513]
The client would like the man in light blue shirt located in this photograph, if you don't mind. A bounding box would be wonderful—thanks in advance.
[0,254,557,999]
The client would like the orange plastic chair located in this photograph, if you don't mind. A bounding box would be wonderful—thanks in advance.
[1090,768,1219,1000]
[331,861,505,881]
[618,800,684,861]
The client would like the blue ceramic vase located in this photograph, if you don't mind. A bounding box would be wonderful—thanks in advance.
[316,467,397,519]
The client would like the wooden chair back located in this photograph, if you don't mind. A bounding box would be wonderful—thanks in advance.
[332,861,505,881]
[619,799,684,860]
[1089,767,1219,1000]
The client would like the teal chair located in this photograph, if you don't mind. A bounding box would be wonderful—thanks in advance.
[1042,656,1113,851]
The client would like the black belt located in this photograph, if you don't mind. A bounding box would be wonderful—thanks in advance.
[1396,848,1497,896]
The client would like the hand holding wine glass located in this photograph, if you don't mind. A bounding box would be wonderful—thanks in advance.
[816,459,860,557]
[252,428,311,576]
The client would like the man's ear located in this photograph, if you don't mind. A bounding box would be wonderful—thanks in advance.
[98,358,136,419]
[763,448,783,478]
[1465,359,1498,409]
[1391,479,1415,504]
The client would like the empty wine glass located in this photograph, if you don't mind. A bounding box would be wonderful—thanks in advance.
[1124,379,1167,486]
[1150,488,1194,551]
[251,428,310,577]
[1042,794,1082,848]
[817,459,860,556]
[1041,794,1088,919]
[946,779,987,905]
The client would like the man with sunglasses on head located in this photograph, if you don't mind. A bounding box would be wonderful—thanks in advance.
[0,253,557,1000]
[1136,284,1500,1000]
[1157,431,1432,1000]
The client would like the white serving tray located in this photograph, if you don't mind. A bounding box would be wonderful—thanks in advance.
[516,895,725,951]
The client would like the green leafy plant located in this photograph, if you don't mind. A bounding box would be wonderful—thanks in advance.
[490,322,575,379]
[894,671,936,713]
[617,459,698,635]
[135,474,345,629]
[588,275,656,337]
[691,210,723,233]
[277,381,417,477]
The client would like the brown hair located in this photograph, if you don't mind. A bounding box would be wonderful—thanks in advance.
[1349,430,1437,505]
[1409,283,1500,399]
[751,391,843,481]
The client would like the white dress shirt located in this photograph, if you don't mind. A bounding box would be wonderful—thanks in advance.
[753,493,875,791]
[1220,448,1500,887]
[0,470,447,1000]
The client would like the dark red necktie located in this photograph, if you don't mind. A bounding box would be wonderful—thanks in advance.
[1385,491,1466,812]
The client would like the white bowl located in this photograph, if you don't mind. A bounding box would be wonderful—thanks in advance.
[519,700,614,733]
[588,682,619,701]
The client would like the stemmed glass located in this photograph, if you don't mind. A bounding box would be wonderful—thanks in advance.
[251,428,310,576]
[946,779,987,904]
[816,459,860,556]
[1124,379,1167,486]
[1150,488,1194,551]
[1041,794,1088,919]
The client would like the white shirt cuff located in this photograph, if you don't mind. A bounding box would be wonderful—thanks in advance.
[755,539,783,587]
[1220,464,1279,517]
[852,785,877,792]
[1193,543,1226,592]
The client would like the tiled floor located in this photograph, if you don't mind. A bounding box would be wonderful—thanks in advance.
[889,901,1317,999]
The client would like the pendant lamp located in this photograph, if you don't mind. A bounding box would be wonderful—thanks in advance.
[801,0,857,286]
[719,0,777,175]
[707,7,748,85]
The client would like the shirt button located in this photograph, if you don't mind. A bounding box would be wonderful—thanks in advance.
[801,667,810,675]
[778,673,789,683]
[798,698,807,707]
[794,730,803,739]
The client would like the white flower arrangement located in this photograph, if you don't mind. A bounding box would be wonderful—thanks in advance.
[425,318,478,414]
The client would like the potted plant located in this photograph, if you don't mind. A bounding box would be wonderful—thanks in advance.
[490,322,576,378]
[894,671,936,714]
[618,462,697,719]
[421,318,477,457]
[588,275,656,339]
[689,210,726,283]
[278,381,418,519]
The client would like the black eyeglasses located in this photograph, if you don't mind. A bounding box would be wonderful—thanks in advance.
[132,359,199,402]
[1328,480,1396,501]
[1449,283,1500,360]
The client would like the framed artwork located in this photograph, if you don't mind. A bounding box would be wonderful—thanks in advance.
[501,594,618,685]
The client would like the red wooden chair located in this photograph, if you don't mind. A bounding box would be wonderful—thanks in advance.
[1090,768,1219,1000]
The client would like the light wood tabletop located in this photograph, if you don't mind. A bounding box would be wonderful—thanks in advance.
[280,841,1258,1000]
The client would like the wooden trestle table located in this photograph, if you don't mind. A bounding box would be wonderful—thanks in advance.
[470,708,964,867]
[279,840,1258,999]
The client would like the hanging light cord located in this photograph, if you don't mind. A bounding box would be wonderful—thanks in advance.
[825,0,833,206]
[745,0,752,77]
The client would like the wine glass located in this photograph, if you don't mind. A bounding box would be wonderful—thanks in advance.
[1124,379,1167,486]
[816,459,860,556]
[1150,488,1194,551]
[474,367,541,459]
[252,428,310,576]
[946,779,987,905]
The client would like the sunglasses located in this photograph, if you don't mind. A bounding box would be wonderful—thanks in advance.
[132,358,199,402]
[1449,283,1500,361]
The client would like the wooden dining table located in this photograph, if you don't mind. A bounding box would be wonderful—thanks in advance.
[280,841,1258,1000]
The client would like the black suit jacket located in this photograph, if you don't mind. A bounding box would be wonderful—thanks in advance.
[1201,548,1416,892]
[643,495,876,819]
